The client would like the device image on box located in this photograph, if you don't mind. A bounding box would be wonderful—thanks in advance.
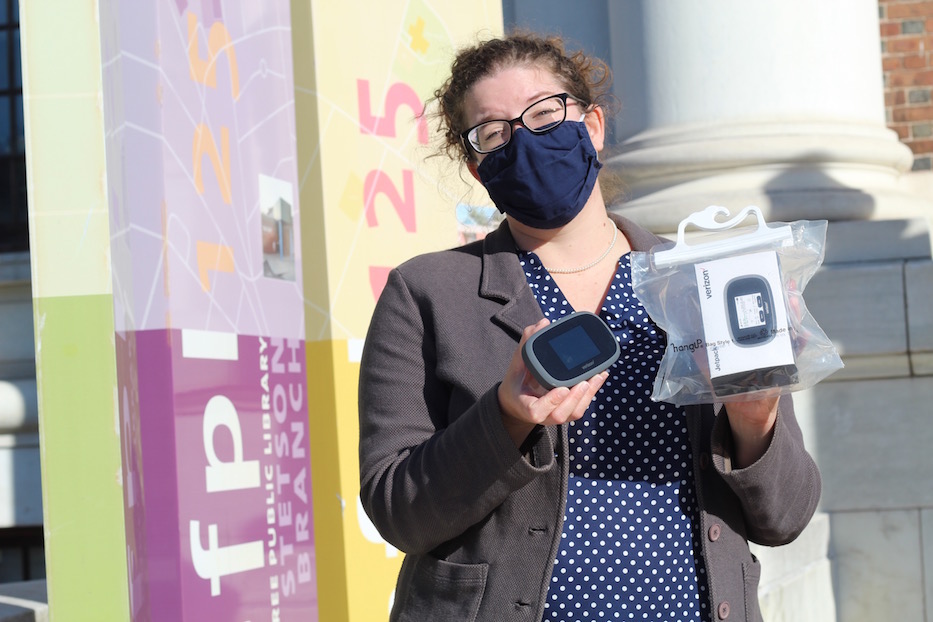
[695,251,798,395]
[725,275,775,347]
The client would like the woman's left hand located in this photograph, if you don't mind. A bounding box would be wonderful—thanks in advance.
[722,277,805,469]
[723,393,780,469]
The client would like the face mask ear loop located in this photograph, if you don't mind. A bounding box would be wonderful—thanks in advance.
[578,112,599,162]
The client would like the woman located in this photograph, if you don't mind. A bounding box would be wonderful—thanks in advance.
[359,33,820,622]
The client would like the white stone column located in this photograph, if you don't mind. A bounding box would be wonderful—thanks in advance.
[503,3,933,619]
[606,0,931,231]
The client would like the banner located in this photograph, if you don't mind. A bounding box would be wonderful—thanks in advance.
[26,0,501,618]
[292,0,502,618]
[102,2,317,619]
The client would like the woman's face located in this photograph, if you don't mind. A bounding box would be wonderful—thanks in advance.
[462,63,603,167]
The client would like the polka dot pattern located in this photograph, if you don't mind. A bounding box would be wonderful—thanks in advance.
[519,252,709,621]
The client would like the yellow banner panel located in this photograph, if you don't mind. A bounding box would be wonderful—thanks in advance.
[293,0,503,619]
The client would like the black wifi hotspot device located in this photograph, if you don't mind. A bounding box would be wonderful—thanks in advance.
[725,275,776,347]
[521,311,620,390]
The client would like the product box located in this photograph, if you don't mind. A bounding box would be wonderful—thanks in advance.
[694,250,798,395]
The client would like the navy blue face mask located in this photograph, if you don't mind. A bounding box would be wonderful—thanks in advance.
[476,120,602,230]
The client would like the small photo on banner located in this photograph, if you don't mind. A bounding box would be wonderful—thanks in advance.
[260,174,296,281]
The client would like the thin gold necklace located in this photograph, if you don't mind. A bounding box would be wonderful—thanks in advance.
[547,224,619,274]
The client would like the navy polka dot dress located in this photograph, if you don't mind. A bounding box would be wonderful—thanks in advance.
[519,251,710,622]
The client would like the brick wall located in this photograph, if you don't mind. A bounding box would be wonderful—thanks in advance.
[880,0,933,170]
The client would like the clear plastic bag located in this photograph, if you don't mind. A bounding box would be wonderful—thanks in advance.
[630,205,844,405]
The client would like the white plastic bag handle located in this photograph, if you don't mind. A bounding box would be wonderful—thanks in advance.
[653,205,794,268]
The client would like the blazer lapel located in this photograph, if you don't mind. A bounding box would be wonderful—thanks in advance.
[478,214,666,338]
[479,221,544,339]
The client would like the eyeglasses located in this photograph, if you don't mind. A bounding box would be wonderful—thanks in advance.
[460,93,584,155]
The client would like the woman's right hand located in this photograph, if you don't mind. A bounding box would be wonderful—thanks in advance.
[497,318,609,447]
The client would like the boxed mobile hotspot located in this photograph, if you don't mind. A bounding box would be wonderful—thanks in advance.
[630,205,843,405]
[694,250,797,395]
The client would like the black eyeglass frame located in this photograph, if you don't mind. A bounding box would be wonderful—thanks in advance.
[459,92,587,155]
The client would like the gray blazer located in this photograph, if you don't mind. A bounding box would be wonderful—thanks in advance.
[359,214,821,622]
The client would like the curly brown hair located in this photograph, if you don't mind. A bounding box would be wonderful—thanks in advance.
[433,32,616,163]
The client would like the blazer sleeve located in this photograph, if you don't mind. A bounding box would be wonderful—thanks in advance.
[358,268,554,555]
[710,393,822,546]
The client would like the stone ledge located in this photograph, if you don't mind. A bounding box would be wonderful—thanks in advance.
[0,581,46,622]
[913,352,933,376]
[830,509,925,621]
[825,354,910,381]
[906,259,933,352]
[797,376,933,512]
[823,218,930,264]
[807,262,907,357]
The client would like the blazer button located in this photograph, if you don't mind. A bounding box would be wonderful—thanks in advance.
[708,524,721,542]
[717,601,731,619]
[699,452,710,470]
